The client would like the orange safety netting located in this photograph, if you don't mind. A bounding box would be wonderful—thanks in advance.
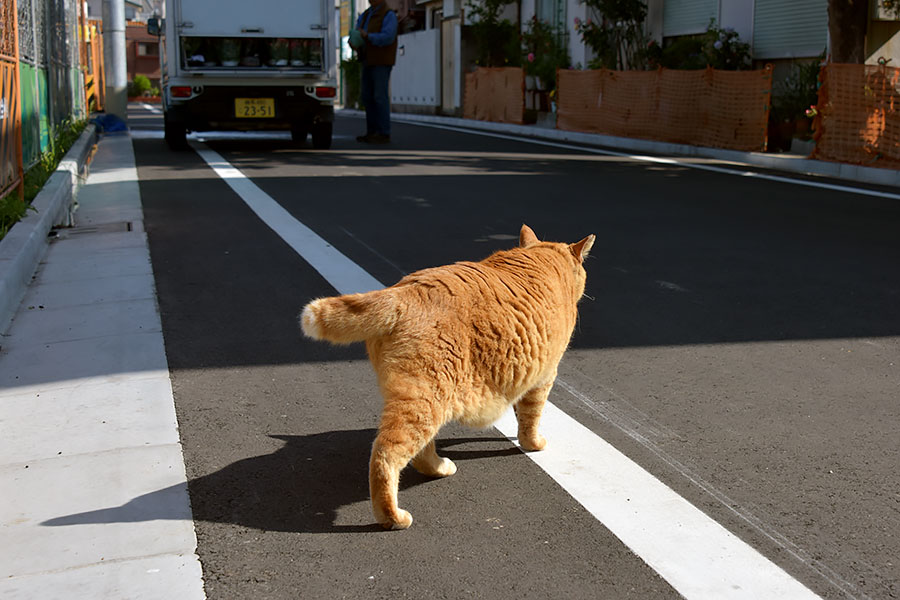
[463,67,524,125]
[811,63,900,168]
[556,66,773,152]
[1,0,23,201]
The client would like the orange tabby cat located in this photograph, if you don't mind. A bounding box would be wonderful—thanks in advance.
[300,225,594,529]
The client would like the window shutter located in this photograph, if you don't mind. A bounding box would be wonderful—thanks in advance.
[753,0,828,59]
[663,0,718,37]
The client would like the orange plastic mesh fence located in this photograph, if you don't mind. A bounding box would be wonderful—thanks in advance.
[812,63,900,169]
[463,67,524,125]
[557,66,773,152]
[1,0,23,201]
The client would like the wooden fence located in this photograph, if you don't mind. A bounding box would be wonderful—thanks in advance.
[1,0,24,201]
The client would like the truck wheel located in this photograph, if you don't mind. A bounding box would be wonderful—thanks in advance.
[164,113,188,150]
[311,122,332,150]
[291,123,308,144]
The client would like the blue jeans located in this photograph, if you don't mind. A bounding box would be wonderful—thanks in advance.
[360,64,393,137]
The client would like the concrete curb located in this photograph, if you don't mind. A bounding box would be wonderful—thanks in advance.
[366,110,900,188]
[0,124,99,335]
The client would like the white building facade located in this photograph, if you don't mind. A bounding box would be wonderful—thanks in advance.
[350,0,899,115]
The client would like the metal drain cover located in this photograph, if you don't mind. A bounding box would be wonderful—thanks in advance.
[50,221,133,239]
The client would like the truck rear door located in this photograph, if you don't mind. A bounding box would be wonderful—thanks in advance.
[176,0,327,38]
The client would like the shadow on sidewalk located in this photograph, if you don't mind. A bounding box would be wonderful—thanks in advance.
[41,430,518,533]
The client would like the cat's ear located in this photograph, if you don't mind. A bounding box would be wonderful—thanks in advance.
[520,224,540,248]
[569,234,596,264]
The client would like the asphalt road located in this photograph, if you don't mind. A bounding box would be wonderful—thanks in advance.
[129,104,899,599]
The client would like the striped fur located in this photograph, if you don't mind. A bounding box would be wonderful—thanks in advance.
[300,225,594,529]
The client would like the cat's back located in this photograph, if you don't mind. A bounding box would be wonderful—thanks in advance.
[386,245,578,368]
[393,246,571,322]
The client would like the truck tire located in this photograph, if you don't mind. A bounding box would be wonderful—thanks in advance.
[311,121,332,149]
[164,112,188,151]
[291,123,308,144]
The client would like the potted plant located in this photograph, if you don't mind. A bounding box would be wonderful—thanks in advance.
[290,39,308,66]
[220,38,240,66]
[269,38,289,66]
[769,55,822,150]
[521,16,570,92]
[465,0,520,69]
[700,20,751,70]
[574,0,649,70]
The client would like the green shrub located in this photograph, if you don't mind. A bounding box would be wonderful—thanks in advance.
[466,0,521,68]
[129,74,152,97]
[574,0,650,70]
[772,55,823,123]
[341,56,362,109]
[0,119,87,241]
[521,16,570,90]
[0,193,33,239]
[659,20,751,71]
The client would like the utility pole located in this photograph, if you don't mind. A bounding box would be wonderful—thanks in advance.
[103,0,128,119]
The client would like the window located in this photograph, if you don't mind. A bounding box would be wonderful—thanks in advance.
[663,0,718,37]
[753,0,827,59]
[138,42,159,57]
[536,0,566,31]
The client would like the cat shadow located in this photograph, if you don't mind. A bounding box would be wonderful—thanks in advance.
[41,429,518,534]
[438,437,522,461]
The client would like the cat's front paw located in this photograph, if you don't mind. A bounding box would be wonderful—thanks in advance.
[381,509,413,530]
[519,434,547,452]
[434,457,457,477]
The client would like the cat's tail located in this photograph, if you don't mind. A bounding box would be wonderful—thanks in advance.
[300,289,399,344]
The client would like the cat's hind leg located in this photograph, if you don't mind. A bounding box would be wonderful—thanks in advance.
[515,379,553,451]
[410,440,457,478]
[370,400,441,530]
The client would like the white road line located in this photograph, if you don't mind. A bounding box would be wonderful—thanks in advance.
[196,142,822,600]
[193,144,382,295]
[495,404,819,599]
[406,120,900,202]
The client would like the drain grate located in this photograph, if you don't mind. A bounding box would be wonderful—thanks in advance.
[50,221,133,239]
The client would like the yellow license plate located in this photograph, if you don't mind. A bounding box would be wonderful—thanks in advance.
[235,98,275,118]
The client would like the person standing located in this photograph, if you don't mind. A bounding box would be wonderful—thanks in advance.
[355,0,398,144]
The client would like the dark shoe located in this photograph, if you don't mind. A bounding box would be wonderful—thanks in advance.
[368,133,390,144]
[356,133,374,142]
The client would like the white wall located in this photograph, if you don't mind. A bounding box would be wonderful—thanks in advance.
[568,0,591,68]
[719,0,753,46]
[391,28,441,107]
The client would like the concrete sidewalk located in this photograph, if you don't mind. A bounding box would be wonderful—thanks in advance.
[0,132,205,599]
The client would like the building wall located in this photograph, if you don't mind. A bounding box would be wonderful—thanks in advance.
[867,19,900,65]
[385,0,900,117]
[392,28,441,112]
[125,22,161,87]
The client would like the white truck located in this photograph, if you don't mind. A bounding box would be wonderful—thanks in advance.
[148,0,337,150]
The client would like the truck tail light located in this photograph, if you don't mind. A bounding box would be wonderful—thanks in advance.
[171,86,192,98]
[315,87,336,98]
